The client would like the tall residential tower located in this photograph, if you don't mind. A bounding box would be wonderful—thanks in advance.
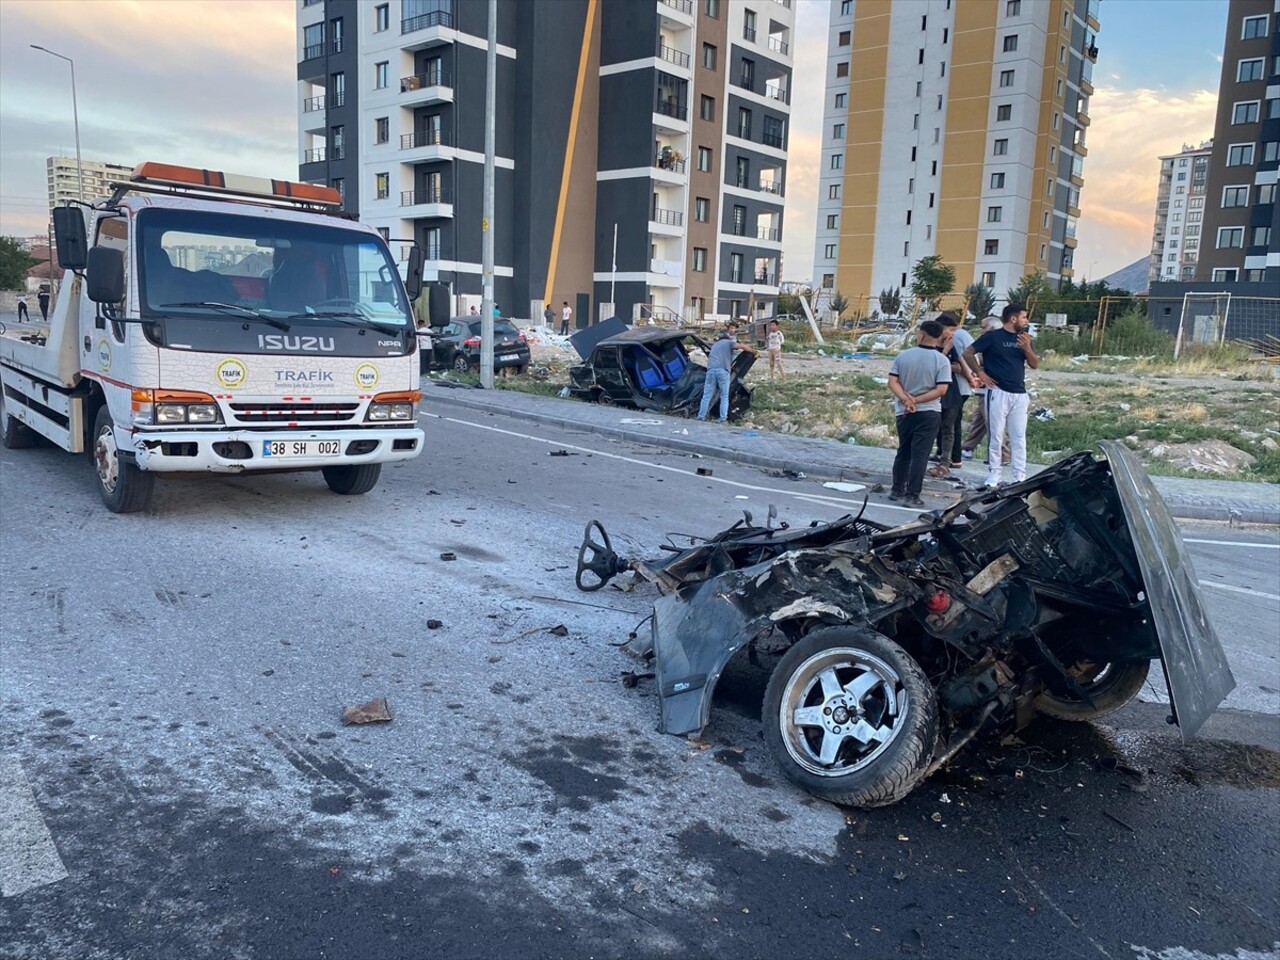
[1147,142,1213,287]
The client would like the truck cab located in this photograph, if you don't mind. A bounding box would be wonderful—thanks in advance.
[0,162,426,512]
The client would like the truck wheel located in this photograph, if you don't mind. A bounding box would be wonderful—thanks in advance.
[762,626,938,808]
[92,405,154,513]
[323,463,382,495]
[1,392,35,449]
[1034,660,1150,722]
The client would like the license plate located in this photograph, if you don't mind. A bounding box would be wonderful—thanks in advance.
[499,353,519,362]
[261,439,343,459]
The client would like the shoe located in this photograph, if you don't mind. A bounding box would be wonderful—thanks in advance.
[974,484,996,493]
[961,450,974,460]
[903,495,925,507]
[887,490,905,501]
[950,461,963,468]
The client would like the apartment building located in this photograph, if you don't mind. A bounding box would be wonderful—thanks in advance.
[295,0,794,325]
[46,156,134,208]
[812,0,1099,305]
[1147,142,1213,287]
[1198,0,1279,283]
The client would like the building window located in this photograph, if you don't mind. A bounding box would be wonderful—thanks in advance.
[1212,268,1239,282]
[377,226,390,240]
[737,107,752,138]
[1056,78,1064,97]
[839,30,850,46]
[1233,101,1261,124]
[1253,226,1272,246]
[1177,171,1186,180]
[375,4,388,31]
[330,124,345,159]
[1242,15,1268,39]
[999,69,1014,87]
[928,192,935,208]
[1223,185,1250,207]
[695,197,710,222]
[1039,243,1047,260]
[700,95,715,121]
[303,23,325,59]
[828,184,840,200]
[984,240,999,255]
[1227,143,1255,165]
[823,273,835,288]
[1006,0,1021,14]
[375,61,388,89]
[331,178,344,202]
[908,177,914,194]
[913,113,920,130]
[743,8,756,41]
[1238,58,1265,82]
[997,104,1011,121]
[982,271,996,287]
[730,253,744,283]
[704,0,719,17]
[1043,211,1050,228]
[373,117,389,145]
[1267,141,1280,162]
[734,156,750,187]
[831,153,843,170]
[693,248,707,272]
[375,172,389,199]
[1217,227,1245,248]
[987,206,1002,222]
[1245,269,1266,281]
[993,138,1008,155]
[1003,35,1018,52]
[991,172,1005,189]
[702,43,717,68]
[697,146,712,172]
[834,92,846,108]
[1259,183,1277,204]
[1049,145,1057,162]
[836,62,849,78]
[832,123,845,139]
[826,214,838,229]
[1268,98,1280,119]
[824,244,837,259]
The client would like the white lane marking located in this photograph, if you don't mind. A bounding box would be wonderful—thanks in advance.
[0,754,69,897]
[423,411,928,514]
[1198,580,1280,602]
[1184,538,1280,550]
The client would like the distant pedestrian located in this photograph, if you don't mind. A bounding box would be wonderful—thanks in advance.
[697,322,754,423]
[469,306,479,316]
[37,287,50,323]
[765,319,785,381]
[16,293,29,323]
[543,303,555,330]
[965,302,1039,489]
[560,301,572,336]
[960,316,1008,466]
[887,319,952,507]
[933,313,979,469]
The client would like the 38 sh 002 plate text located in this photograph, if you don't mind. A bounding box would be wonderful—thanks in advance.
[262,439,342,458]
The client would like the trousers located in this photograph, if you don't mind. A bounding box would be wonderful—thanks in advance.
[936,396,966,464]
[893,411,941,497]
[984,388,1028,485]
[697,367,731,421]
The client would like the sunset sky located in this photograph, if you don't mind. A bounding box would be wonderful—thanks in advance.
[0,0,1228,288]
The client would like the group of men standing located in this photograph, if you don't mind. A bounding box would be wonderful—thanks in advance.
[887,303,1039,505]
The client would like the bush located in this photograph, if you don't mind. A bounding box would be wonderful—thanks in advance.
[1099,310,1175,357]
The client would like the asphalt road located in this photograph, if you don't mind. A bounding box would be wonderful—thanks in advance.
[1,406,1277,960]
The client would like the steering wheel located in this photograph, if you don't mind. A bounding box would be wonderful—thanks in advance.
[576,519,626,592]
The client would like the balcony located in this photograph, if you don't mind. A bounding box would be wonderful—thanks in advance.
[303,42,325,61]
[757,226,780,241]
[401,71,454,105]
[659,0,693,14]
[654,97,689,131]
[743,27,757,42]
[658,44,690,69]
[754,272,778,286]
[401,129,450,149]
[733,75,755,93]
[402,10,453,33]
[654,154,687,174]
[651,207,684,226]
[758,179,784,196]
[400,186,454,218]
[764,86,788,103]
[303,95,326,113]
[650,258,683,283]
[762,131,784,149]
[767,36,789,56]
[771,0,791,6]
[303,148,327,163]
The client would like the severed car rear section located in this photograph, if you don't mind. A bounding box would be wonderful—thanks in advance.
[576,442,1235,806]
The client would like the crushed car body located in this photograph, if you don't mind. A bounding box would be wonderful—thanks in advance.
[566,318,754,418]
[576,442,1235,807]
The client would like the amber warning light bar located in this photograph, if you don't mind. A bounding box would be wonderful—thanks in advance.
[128,162,344,208]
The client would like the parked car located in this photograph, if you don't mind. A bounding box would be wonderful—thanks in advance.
[566,318,755,418]
[428,318,530,373]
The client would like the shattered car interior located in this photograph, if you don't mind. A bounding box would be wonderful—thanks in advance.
[566,319,754,419]
[577,442,1235,807]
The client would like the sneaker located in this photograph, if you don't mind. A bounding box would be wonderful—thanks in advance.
[961,450,974,460]
[950,461,963,468]
[903,495,925,507]
[887,490,905,501]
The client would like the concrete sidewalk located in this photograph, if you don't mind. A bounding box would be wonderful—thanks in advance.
[422,381,1280,525]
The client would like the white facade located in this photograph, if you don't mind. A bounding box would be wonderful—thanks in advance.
[46,157,134,208]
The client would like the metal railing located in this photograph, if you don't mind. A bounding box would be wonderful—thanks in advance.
[654,154,687,173]
[651,207,684,226]
[329,92,345,108]
[768,36,789,55]
[762,131,784,148]
[770,0,791,7]
[655,98,688,120]
[331,37,344,53]
[400,187,450,205]
[657,44,690,68]
[401,70,451,92]
[743,26,756,41]
[303,95,326,113]
[303,43,325,60]
[303,148,326,163]
[755,272,778,285]
[659,0,694,14]
[402,10,454,33]
[757,227,780,241]
[331,146,345,160]
[400,129,450,149]
[765,86,787,102]
[758,180,783,195]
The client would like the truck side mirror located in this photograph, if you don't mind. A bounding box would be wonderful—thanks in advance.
[405,245,424,301]
[53,206,87,271]
[86,247,125,304]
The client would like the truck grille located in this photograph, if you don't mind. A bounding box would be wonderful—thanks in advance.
[228,402,360,424]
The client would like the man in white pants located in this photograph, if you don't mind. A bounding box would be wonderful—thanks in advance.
[964,302,1039,489]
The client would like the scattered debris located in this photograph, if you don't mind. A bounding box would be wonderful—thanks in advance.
[548,449,577,457]
[439,552,457,561]
[822,481,866,493]
[696,467,714,477]
[620,418,664,425]
[1032,407,1056,422]
[342,697,392,725]
[1103,810,1136,833]
[548,624,570,637]
[426,619,443,630]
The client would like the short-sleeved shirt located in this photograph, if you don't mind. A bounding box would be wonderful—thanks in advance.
[971,328,1027,393]
[950,327,975,396]
[766,329,784,351]
[941,347,964,409]
[707,337,736,371]
[889,345,952,415]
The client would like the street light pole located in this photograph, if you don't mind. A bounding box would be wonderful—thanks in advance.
[478,0,497,389]
[30,45,83,201]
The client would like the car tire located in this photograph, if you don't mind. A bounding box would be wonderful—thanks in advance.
[92,405,154,513]
[594,391,614,405]
[514,364,528,376]
[1033,660,1150,722]
[452,355,471,373]
[763,626,938,808]
[322,463,382,496]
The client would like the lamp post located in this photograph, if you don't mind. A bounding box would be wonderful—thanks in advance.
[30,44,83,201]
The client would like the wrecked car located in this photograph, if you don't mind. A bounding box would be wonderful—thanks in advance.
[576,442,1235,807]
[566,318,754,418]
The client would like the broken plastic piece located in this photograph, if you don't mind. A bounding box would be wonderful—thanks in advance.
[342,697,392,725]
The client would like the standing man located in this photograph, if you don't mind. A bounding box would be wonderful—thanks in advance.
[765,319,785,381]
[560,301,572,336]
[936,313,977,468]
[37,286,50,323]
[469,305,479,316]
[697,322,754,423]
[887,319,952,507]
[543,302,555,330]
[16,292,29,323]
[960,315,1008,466]
[965,302,1039,489]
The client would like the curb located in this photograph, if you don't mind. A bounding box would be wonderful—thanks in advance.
[424,386,1280,526]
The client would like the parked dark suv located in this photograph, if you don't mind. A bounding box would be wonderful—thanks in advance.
[429,318,530,374]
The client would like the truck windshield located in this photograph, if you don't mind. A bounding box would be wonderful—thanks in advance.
[136,208,412,328]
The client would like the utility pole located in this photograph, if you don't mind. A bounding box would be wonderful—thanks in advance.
[610,222,617,319]
[31,45,83,201]
[479,0,497,388]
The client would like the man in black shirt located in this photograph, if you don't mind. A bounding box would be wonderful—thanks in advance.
[964,302,1039,488]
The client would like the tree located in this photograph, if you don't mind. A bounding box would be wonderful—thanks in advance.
[829,290,849,320]
[963,282,996,320]
[0,237,38,290]
[910,255,956,310]
[1007,271,1053,318]
[878,286,902,318]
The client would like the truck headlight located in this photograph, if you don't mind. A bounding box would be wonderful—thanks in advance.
[367,391,421,423]
[186,404,219,424]
[138,390,224,426]
[156,404,187,424]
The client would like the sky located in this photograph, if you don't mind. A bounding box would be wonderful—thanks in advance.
[0,0,1229,287]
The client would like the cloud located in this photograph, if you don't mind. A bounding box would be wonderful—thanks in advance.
[1074,85,1217,279]
[780,0,830,284]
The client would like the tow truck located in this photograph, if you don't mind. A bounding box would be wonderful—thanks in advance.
[0,162,426,512]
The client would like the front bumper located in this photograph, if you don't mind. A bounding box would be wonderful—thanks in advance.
[129,426,424,473]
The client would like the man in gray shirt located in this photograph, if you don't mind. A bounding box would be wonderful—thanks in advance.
[887,319,952,506]
[697,321,754,422]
